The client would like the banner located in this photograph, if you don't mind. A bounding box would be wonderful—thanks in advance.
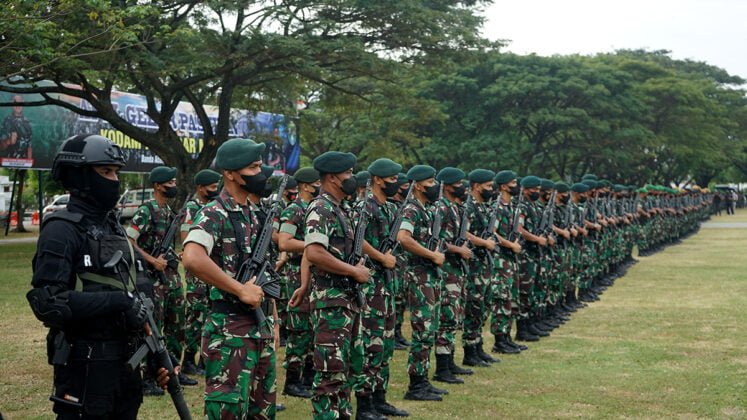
[0,88,301,174]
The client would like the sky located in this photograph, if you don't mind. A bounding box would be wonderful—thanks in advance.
[482,0,747,80]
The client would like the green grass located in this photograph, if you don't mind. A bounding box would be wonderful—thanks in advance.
[2,211,747,418]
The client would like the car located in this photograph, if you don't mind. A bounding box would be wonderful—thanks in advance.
[117,188,154,220]
[42,194,70,218]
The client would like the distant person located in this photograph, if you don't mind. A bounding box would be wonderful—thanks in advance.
[726,190,737,215]
[712,193,722,216]
[0,95,33,160]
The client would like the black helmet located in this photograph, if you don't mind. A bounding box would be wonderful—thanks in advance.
[52,134,125,182]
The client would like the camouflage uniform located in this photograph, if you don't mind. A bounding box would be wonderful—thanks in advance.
[399,199,440,376]
[181,198,209,359]
[351,197,397,396]
[462,200,492,347]
[305,192,364,420]
[491,197,518,337]
[278,198,313,374]
[434,196,464,356]
[126,199,185,358]
[517,200,540,319]
[185,189,277,420]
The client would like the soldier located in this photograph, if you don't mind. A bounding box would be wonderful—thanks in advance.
[278,167,321,399]
[0,94,33,159]
[431,167,473,383]
[566,182,591,310]
[397,165,448,401]
[126,166,197,389]
[391,172,412,350]
[27,134,173,418]
[355,171,371,201]
[489,170,525,354]
[304,151,370,420]
[182,138,277,419]
[353,158,409,418]
[179,168,221,376]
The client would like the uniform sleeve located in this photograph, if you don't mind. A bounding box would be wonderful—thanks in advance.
[180,203,197,232]
[304,205,330,248]
[399,205,416,234]
[184,207,217,255]
[126,204,150,241]
[279,205,299,237]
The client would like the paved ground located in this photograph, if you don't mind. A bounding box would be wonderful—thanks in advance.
[702,222,747,228]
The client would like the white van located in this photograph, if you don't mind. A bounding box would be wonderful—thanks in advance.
[42,194,70,217]
[118,188,154,220]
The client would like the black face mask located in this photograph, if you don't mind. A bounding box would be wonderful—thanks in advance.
[383,181,400,197]
[339,176,357,196]
[561,195,570,204]
[311,185,321,198]
[579,196,588,203]
[509,185,520,196]
[286,192,298,202]
[398,187,408,197]
[240,173,268,195]
[205,189,219,200]
[424,183,440,202]
[261,183,273,198]
[163,185,178,199]
[88,171,121,210]
[528,191,541,201]
[480,189,494,201]
[451,184,466,200]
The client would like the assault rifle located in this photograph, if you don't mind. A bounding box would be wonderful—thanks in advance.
[426,183,446,277]
[454,193,472,272]
[378,183,415,285]
[151,196,192,284]
[106,250,192,420]
[346,180,372,307]
[507,187,524,243]
[480,196,501,268]
[235,175,288,329]
[538,190,557,236]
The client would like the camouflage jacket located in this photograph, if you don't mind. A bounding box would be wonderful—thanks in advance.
[279,198,311,310]
[353,195,397,296]
[399,198,434,260]
[518,199,541,253]
[185,189,269,339]
[180,198,205,233]
[1,114,32,158]
[305,192,356,311]
[465,199,492,260]
[126,199,175,258]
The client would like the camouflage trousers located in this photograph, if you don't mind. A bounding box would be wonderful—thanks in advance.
[435,260,464,355]
[518,252,538,319]
[354,288,396,396]
[311,306,363,420]
[393,271,407,333]
[490,254,517,336]
[406,263,440,376]
[462,257,491,347]
[185,273,209,356]
[202,313,276,420]
[151,268,186,358]
[283,309,313,372]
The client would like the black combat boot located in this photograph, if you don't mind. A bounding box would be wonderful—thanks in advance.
[433,354,464,384]
[426,378,449,395]
[356,393,388,420]
[395,325,411,347]
[178,371,198,386]
[476,342,500,363]
[492,334,521,354]
[373,389,409,417]
[527,318,550,337]
[506,330,528,350]
[182,351,205,376]
[302,357,315,391]
[142,374,165,397]
[283,368,313,398]
[404,375,442,401]
[462,345,490,367]
[449,351,473,375]
[515,320,539,342]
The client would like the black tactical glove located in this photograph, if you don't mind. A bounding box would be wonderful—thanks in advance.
[123,294,148,331]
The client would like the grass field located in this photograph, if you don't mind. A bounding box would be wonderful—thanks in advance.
[1,210,746,419]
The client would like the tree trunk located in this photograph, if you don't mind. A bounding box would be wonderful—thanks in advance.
[13,169,27,233]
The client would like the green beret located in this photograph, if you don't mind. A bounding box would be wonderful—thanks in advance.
[150,166,177,184]
[397,172,409,186]
[436,167,466,184]
[582,179,598,189]
[554,182,570,193]
[468,169,495,184]
[216,138,265,170]
[407,165,437,182]
[636,188,647,194]
[368,158,402,178]
[354,171,371,185]
[313,151,357,174]
[286,177,298,189]
[600,180,612,188]
[613,184,625,192]
[520,175,542,188]
[494,170,517,185]
[540,179,555,190]
[571,183,589,193]
[193,169,221,186]
[261,164,275,178]
[294,167,320,184]
[581,174,598,181]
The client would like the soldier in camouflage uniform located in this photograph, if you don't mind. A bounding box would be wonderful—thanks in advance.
[0,95,33,159]
[391,173,412,350]
[397,165,448,402]
[277,167,321,399]
[304,151,371,420]
[179,169,221,376]
[352,158,409,418]
[126,166,197,388]
[183,138,277,419]
[431,167,474,383]
[275,175,300,346]
[490,170,525,354]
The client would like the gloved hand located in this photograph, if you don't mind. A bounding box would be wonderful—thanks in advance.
[123,294,148,330]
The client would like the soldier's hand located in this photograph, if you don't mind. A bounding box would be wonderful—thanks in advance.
[351,260,371,284]
[538,237,548,247]
[548,236,556,247]
[9,131,17,144]
[484,238,496,251]
[458,245,472,260]
[237,277,264,308]
[152,255,168,272]
[289,286,308,308]
[380,251,397,269]
[431,251,446,266]
[511,241,522,254]
[156,365,179,389]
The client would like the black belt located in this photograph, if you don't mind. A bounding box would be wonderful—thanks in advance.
[70,340,129,361]
[212,299,248,314]
[315,276,354,290]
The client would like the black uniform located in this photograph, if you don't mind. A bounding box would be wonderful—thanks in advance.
[29,197,145,419]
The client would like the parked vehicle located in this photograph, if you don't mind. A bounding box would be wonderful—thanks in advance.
[118,188,154,220]
[42,194,70,218]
